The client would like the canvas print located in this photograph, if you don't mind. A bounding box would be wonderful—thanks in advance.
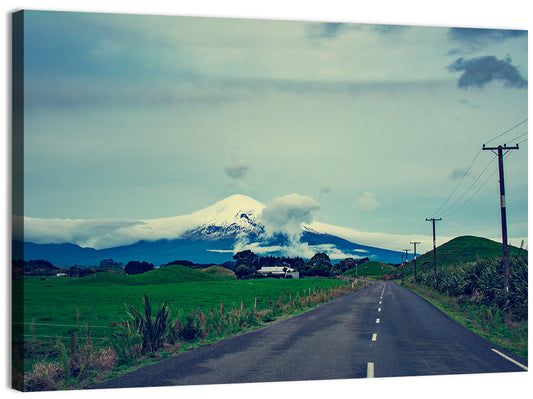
[12,10,528,392]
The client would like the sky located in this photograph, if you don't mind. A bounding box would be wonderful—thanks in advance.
[18,7,528,254]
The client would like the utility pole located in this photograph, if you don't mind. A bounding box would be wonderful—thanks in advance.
[410,241,420,281]
[403,249,410,279]
[426,218,441,287]
[482,143,519,294]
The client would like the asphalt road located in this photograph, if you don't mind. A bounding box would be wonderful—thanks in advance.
[91,281,527,389]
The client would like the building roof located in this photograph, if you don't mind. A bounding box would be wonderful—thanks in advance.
[258,266,296,273]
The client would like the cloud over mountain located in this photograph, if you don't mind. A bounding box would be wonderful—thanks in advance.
[261,194,321,240]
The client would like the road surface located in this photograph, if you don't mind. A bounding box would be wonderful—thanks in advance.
[91,281,527,389]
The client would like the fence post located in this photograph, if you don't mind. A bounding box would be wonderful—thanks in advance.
[269,297,272,310]
[241,300,244,312]
[220,302,223,316]
[254,297,257,313]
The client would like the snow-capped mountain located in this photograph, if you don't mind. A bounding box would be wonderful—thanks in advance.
[18,194,406,266]
[180,194,265,240]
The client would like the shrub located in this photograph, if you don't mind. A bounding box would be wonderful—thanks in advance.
[175,312,200,342]
[123,294,173,353]
[417,256,527,320]
[24,361,64,391]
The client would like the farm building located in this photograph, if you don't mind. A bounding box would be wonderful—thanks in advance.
[257,266,299,279]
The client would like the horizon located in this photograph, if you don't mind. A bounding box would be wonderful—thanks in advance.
[18,10,528,256]
[16,192,528,257]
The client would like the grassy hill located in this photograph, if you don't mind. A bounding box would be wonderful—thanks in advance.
[419,236,523,267]
[343,261,395,279]
[390,235,525,278]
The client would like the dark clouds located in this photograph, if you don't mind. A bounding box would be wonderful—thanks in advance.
[448,27,527,53]
[447,56,527,89]
[225,160,250,179]
[308,22,347,39]
[449,168,470,180]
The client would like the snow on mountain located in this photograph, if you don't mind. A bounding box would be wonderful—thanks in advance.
[180,194,266,239]
[19,194,411,265]
[21,194,267,249]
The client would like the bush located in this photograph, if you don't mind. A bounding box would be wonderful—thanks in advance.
[417,256,527,320]
[122,294,173,353]
[124,261,154,275]
[24,361,64,391]
[175,312,200,342]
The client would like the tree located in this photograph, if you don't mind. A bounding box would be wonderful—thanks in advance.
[99,258,123,269]
[307,253,332,277]
[234,264,255,279]
[233,250,259,270]
[124,261,154,275]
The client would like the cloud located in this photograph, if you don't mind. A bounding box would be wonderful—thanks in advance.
[20,216,146,248]
[261,194,321,240]
[229,238,362,260]
[319,186,332,198]
[307,221,451,253]
[307,22,347,39]
[225,160,250,179]
[447,56,527,89]
[449,168,470,180]
[448,28,527,53]
[372,24,409,36]
[355,192,382,211]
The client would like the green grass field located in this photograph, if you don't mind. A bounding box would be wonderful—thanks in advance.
[342,261,395,279]
[20,265,349,344]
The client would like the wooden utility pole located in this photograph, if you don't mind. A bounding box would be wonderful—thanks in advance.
[482,143,519,293]
[426,218,441,287]
[403,249,410,279]
[410,241,420,281]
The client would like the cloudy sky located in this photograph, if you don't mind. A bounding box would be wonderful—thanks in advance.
[19,7,528,252]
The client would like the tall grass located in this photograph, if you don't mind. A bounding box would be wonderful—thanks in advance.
[416,256,527,319]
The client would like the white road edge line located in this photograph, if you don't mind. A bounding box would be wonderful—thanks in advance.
[378,308,381,312]
[367,362,374,378]
[372,333,377,341]
[491,349,528,371]
[376,318,380,323]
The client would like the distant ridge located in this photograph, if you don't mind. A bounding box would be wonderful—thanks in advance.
[18,194,406,266]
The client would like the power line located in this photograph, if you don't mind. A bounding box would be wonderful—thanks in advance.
[442,137,524,218]
[440,157,497,217]
[442,166,498,218]
[505,131,528,144]
[485,118,528,145]
[431,148,482,217]
[430,119,526,220]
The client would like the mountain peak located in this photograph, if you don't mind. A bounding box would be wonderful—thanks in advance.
[214,194,266,210]
[183,194,265,239]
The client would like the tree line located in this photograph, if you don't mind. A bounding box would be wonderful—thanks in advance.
[232,250,370,279]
